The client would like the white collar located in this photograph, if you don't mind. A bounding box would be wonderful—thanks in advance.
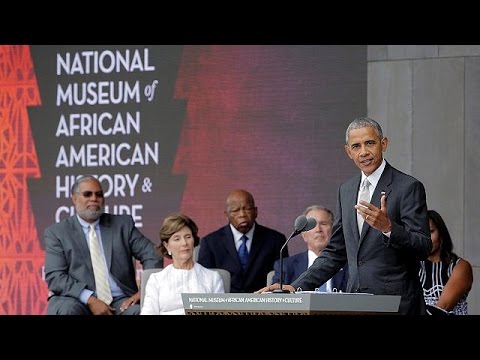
[361,158,386,190]
[229,223,255,243]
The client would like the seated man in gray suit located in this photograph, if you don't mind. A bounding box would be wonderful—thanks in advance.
[44,175,162,315]
[272,205,348,291]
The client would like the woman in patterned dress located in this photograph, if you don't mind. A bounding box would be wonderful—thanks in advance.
[419,210,473,315]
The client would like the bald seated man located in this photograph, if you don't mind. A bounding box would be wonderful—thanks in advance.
[198,189,288,293]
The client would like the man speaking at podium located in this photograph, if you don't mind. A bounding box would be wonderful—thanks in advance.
[257,117,431,315]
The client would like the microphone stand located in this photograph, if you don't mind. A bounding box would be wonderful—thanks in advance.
[272,230,297,294]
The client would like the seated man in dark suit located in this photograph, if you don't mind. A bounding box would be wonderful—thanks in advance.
[198,189,288,293]
[272,205,348,291]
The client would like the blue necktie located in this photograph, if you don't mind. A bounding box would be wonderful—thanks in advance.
[238,235,249,270]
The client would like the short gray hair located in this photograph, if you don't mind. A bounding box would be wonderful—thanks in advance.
[345,117,383,144]
[71,175,100,195]
[303,205,334,224]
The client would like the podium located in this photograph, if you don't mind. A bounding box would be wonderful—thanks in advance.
[182,292,401,315]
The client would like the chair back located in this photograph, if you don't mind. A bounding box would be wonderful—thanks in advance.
[140,268,162,308]
[266,270,275,286]
[212,268,231,293]
[193,245,200,262]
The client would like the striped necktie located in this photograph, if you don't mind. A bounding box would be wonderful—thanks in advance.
[89,224,113,304]
[357,178,371,235]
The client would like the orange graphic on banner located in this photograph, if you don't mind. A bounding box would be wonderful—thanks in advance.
[0,45,46,314]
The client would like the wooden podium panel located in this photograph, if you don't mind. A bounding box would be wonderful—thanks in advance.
[182,292,401,315]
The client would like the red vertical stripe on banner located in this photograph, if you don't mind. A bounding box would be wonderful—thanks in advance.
[0,45,46,314]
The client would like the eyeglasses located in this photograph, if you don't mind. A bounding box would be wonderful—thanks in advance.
[79,191,104,198]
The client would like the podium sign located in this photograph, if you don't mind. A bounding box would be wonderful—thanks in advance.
[182,292,401,315]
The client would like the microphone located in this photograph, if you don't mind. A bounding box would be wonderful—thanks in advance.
[273,215,317,293]
[303,217,317,232]
[293,215,308,236]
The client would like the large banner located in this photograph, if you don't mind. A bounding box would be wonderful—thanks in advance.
[0,45,366,314]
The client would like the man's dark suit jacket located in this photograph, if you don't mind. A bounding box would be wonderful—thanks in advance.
[198,223,287,293]
[45,213,162,300]
[292,162,431,314]
[272,251,348,292]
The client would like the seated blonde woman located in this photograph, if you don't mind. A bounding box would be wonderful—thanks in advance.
[141,213,224,315]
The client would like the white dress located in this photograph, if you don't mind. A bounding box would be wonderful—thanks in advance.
[141,263,224,315]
